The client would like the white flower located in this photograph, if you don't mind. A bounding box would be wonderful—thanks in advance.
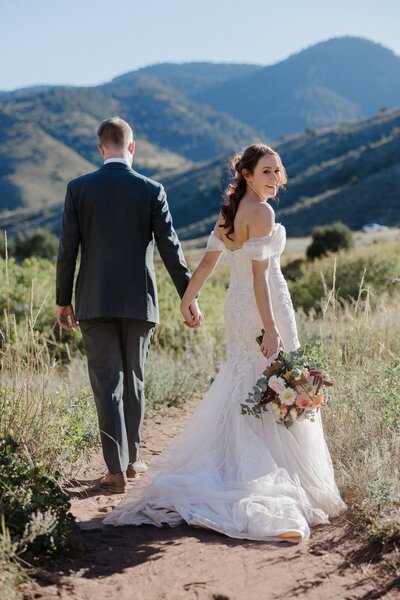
[279,387,298,406]
[289,408,298,421]
[268,375,286,395]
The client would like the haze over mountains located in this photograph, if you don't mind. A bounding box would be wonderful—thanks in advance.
[0,36,399,237]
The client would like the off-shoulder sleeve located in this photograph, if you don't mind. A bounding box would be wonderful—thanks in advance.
[206,231,226,253]
[243,224,286,261]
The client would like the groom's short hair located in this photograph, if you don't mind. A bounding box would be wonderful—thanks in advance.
[97,117,133,148]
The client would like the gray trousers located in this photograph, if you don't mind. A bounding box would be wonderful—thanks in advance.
[79,318,154,474]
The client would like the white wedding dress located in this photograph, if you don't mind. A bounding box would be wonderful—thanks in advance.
[104,223,346,542]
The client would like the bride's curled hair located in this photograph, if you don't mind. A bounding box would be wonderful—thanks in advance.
[220,144,287,240]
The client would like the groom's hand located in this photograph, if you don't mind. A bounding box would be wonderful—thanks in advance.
[56,305,78,331]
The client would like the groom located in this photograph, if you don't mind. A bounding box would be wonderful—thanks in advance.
[56,117,201,493]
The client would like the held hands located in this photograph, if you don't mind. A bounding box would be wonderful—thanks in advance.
[181,299,202,329]
[260,328,283,359]
[56,305,78,331]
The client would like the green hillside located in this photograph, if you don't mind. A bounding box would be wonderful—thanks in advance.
[165,107,400,237]
[0,106,96,211]
[1,76,258,169]
[0,92,192,213]
[2,108,399,239]
[0,87,192,178]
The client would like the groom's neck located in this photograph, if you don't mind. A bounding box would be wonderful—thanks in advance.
[99,143,134,165]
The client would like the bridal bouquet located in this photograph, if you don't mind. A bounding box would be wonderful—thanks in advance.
[240,332,332,428]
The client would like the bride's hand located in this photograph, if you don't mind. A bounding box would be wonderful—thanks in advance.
[260,329,283,359]
[181,300,202,329]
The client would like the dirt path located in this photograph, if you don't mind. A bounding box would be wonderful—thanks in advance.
[24,397,399,600]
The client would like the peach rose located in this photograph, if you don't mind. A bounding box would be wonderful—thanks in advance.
[295,394,312,409]
[311,394,324,408]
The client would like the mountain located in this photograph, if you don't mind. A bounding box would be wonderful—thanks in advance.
[118,62,263,97]
[1,85,53,98]
[0,94,192,213]
[2,108,399,239]
[99,74,259,160]
[168,108,400,238]
[1,36,400,227]
[0,76,259,168]
[194,37,400,138]
[0,106,95,212]
[0,75,256,213]
[0,86,192,174]
[158,107,400,237]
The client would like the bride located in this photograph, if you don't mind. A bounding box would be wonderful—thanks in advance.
[103,144,346,543]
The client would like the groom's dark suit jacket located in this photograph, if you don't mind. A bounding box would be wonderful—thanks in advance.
[56,162,191,323]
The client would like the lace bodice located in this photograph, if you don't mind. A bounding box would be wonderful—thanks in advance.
[206,223,300,365]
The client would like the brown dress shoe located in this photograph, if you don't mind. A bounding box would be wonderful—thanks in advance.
[126,460,148,479]
[99,471,127,494]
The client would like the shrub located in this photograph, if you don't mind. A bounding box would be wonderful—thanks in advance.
[290,242,400,314]
[281,257,305,281]
[145,344,217,414]
[0,436,78,561]
[14,229,59,261]
[306,221,354,260]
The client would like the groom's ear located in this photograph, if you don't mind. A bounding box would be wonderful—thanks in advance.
[98,143,105,158]
[128,140,135,155]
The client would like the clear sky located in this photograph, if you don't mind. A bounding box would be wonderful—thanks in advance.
[1,0,399,90]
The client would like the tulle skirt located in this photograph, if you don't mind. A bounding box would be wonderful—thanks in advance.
[103,350,346,542]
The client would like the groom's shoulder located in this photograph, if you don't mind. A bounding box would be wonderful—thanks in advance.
[68,167,103,190]
[67,167,164,198]
[130,169,164,197]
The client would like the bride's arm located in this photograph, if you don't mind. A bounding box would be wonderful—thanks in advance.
[252,261,282,358]
[249,206,282,358]
[180,246,223,321]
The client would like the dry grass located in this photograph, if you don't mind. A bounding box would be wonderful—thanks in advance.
[298,269,400,545]
[0,313,97,475]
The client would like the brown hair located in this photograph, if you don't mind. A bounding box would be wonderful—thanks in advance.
[97,117,133,148]
[220,144,287,240]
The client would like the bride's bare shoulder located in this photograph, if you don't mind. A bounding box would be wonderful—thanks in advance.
[243,202,275,237]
